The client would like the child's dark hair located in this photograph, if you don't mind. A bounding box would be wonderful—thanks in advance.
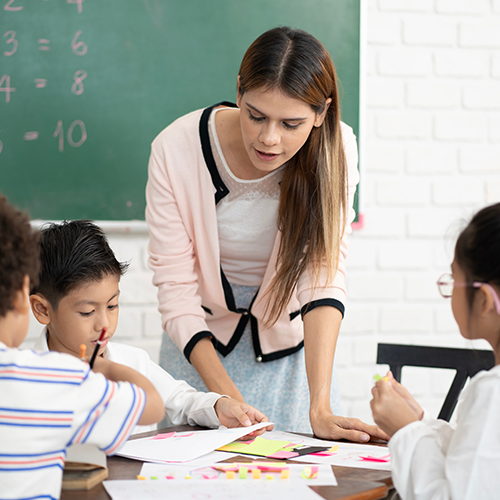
[31,220,128,309]
[455,202,500,309]
[0,195,40,317]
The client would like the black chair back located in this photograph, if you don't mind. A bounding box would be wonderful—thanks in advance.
[376,343,495,421]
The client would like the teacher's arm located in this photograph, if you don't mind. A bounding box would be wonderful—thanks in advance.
[304,306,388,442]
[189,337,245,402]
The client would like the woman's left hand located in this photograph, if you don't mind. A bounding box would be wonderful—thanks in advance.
[310,407,390,442]
[214,397,274,440]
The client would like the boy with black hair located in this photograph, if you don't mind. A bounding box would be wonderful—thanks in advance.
[30,219,271,434]
[0,196,164,500]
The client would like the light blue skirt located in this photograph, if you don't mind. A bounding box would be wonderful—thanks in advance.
[159,284,341,433]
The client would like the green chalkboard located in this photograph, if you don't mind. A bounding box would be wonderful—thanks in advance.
[0,0,360,220]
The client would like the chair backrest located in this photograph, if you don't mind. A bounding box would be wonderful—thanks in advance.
[376,343,495,421]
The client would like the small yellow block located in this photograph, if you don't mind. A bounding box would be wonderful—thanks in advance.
[184,475,192,480]
[266,474,274,480]
[252,469,261,479]
[281,469,290,479]
[136,476,147,480]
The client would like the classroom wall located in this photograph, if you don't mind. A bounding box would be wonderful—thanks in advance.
[24,0,500,425]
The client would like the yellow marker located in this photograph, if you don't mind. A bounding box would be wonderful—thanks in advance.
[252,469,261,479]
[374,374,389,382]
[266,474,274,480]
[281,469,290,479]
[226,471,235,479]
[136,475,146,480]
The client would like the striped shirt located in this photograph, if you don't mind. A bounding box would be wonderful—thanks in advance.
[0,342,145,500]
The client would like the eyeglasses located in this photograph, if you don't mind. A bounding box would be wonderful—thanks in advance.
[436,273,500,314]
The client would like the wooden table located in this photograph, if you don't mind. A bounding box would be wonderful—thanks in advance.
[61,426,393,500]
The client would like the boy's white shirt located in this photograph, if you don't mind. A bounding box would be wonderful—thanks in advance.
[33,328,222,433]
[388,364,500,500]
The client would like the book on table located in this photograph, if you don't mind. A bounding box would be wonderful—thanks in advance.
[63,444,108,490]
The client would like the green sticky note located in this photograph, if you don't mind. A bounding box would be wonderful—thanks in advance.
[219,437,291,457]
[239,467,248,479]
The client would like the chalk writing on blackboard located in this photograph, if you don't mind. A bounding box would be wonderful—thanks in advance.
[72,70,87,95]
[0,75,15,103]
[71,30,87,56]
[67,0,84,14]
[2,1,87,155]
[53,120,87,152]
[3,30,17,56]
[4,0,23,12]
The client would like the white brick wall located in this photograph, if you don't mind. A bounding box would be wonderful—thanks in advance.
[22,1,500,427]
[346,0,500,424]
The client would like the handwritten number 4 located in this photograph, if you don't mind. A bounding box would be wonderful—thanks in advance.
[67,0,84,14]
[0,75,16,103]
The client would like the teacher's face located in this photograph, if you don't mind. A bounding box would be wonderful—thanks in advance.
[236,86,328,178]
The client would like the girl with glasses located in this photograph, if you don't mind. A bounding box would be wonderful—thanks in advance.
[370,202,500,500]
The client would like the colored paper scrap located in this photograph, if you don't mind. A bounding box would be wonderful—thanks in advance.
[310,444,339,457]
[267,451,299,459]
[218,437,291,457]
[252,469,261,479]
[281,469,290,479]
[239,467,248,479]
[374,374,389,382]
[152,432,176,440]
[226,471,235,479]
[359,454,391,463]
[301,466,319,480]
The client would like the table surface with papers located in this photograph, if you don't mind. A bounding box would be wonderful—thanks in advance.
[61,425,394,500]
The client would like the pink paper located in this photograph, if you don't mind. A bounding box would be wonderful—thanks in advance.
[152,432,176,440]
[267,451,299,459]
[359,454,391,463]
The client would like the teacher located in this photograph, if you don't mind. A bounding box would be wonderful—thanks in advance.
[146,27,384,441]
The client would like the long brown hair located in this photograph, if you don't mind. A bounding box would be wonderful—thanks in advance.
[238,27,348,326]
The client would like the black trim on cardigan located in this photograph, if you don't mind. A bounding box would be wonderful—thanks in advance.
[199,102,237,205]
[184,330,213,362]
[301,298,345,319]
[196,102,320,363]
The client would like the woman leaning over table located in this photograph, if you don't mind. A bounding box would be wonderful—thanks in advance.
[146,26,386,441]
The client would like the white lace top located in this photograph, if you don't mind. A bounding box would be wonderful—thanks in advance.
[209,108,284,287]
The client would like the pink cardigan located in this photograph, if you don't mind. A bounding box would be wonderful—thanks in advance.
[146,103,359,363]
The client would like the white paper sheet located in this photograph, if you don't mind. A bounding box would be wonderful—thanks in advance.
[249,430,391,471]
[290,441,391,471]
[117,422,271,463]
[103,479,324,500]
[139,462,337,485]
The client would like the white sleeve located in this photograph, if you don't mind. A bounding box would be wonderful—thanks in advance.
[147,360,221,428]
[388,373,500,500]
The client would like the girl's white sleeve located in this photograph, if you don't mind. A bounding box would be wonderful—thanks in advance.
[388,371,500,500]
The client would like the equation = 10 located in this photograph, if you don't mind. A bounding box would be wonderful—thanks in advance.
[0,120,87,155]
